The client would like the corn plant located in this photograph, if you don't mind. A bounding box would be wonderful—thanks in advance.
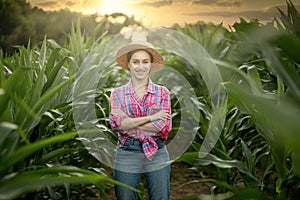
[175,1,300,199]
[224,1,300,197]
[0,20,135,199]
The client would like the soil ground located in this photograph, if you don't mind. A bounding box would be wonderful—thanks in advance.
[169,162,215,200]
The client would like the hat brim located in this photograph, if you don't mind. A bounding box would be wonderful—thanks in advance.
[116,43,164,72]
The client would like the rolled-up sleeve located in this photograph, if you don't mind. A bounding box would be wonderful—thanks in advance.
[109,89,128,133]
[151,88,172,139]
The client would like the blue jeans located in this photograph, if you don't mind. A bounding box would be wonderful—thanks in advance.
[113,138,170,200]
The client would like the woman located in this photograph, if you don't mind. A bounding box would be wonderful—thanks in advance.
[109,40,172,200]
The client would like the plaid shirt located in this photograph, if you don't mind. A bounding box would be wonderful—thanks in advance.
[109,79,172,160]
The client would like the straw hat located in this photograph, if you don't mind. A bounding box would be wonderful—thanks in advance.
[116,41,164,72]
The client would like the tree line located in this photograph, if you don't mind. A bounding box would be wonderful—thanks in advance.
[0,0,141,54]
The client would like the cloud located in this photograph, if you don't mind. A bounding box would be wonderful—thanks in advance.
[137,0,173,8]
[192,0,242,7]
[82,0,96,7]
[181,5,295,21]
[82,0,99,8]
[192,0,217,5]
[30,0,79,10]
[33,1,59,8]
[65,1,78,7]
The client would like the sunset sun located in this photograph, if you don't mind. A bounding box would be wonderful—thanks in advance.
[25,0,297,29]
[97,0,129,15]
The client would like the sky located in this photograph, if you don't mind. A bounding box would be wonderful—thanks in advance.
[27,0,300,27]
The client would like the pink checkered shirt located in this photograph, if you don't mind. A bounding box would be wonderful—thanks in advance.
[109,79,172,160]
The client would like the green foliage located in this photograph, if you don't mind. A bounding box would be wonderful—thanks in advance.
[173,22,229,59]
[1,0,300,199]
[275,0,300,37]
[0,20,132,199]
[175,1,300,199]
[225,188,269,200]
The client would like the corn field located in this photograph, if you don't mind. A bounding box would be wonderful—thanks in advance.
[0,1,300,199]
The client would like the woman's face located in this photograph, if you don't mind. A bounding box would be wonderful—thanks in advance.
[128,50,152,80]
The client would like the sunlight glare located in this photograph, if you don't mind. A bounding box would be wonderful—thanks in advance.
[98,0,129,15]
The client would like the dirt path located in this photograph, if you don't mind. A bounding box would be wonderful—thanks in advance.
[169,162,213,199]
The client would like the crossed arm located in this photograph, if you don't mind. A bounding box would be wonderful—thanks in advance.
[111,109,170,132]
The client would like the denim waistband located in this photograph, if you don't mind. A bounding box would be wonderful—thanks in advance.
[121,137,165,152]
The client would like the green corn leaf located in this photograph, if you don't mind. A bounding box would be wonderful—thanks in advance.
[86,19,107,48]
[247,65,263,92]
[178,152,260,185]
[224,82,299,135]
[276,34,300,63]
[224,82,300,176]
[29,69,45,107]
[0,131,78,173]
[0,122,18,146]
[277,77,285,96]
[0,64,6,87]
[0,166,132,200]
[287,0,300,35]
[44,48,61,76]
[0,67,32,119]
[39,36,47,69]
[14,67,44,125]
[37,148,81,164]
[226,188,269,200]
[277,8,291,32]
[179,179,234,191]
[240,139,253,174]
[17,76,72,132]
[42,57,68,94]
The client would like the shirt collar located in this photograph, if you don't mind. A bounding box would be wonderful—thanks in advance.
[125,78,156,95]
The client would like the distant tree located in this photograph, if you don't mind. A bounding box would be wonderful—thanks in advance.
[0,0,142,54]
[0,0,32,52]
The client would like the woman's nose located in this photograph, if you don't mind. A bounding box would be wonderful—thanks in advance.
[136,63,145,67]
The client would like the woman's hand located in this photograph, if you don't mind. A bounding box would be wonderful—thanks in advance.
[149,110,170,122]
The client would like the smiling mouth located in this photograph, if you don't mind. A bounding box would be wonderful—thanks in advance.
[134,69,146,73]
[137,72,145,76]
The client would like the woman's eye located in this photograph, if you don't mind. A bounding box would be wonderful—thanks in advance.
[131,60,150,65]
